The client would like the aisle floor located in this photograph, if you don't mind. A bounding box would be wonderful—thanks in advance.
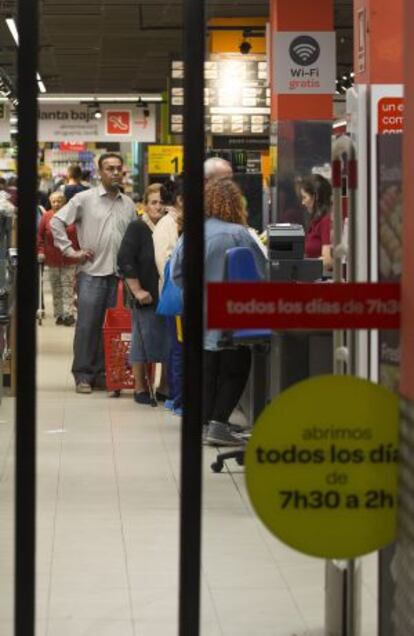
[0,310,378,635]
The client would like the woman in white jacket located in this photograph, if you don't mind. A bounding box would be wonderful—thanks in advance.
[153,178,184,289]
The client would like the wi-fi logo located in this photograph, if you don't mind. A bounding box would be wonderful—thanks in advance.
[289,36,320,67]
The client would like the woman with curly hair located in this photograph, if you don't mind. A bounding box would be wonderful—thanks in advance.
[172,176,267,446]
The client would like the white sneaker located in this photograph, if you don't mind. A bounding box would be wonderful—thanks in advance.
[76,382,92,394]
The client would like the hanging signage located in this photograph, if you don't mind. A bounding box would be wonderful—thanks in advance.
[273,31,336,94]
[207,282,400,330]
[0,104,10,142]
[169,55,270,136]
[245,375,399,559]
[148,145,183,174]
[38,104,156,142]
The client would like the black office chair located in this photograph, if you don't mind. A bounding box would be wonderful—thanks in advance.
[210,247,271,473]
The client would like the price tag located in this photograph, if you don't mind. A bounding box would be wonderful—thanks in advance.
[245,375,399,559]
[148,145,183,174]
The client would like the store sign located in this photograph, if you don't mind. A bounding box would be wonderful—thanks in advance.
[59,142,87,152]
[378,98,404,134]
[106,110,131,136]
[0,104,10,142]
[207,282,400,330]
[245,375,399,559]
[148,145,183,174]
[273,31,336,94]
[169,55,270,136]
[38,104,156,142]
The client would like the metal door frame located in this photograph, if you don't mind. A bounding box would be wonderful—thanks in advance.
[15,0,38,635]
[179,1,205,634]
[13,1,207,634]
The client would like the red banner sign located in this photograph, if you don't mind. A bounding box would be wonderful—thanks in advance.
[59,142,86,152]
[207,283,400,330]
[378,98,404,134]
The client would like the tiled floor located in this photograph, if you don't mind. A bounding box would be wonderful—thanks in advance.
[0,309,378,635]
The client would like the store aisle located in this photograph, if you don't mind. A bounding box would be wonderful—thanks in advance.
[0,312,378,636]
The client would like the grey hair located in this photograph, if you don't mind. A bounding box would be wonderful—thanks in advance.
[203,157,232,179]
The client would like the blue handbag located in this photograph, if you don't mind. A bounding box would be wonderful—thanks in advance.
[156,260,183,316]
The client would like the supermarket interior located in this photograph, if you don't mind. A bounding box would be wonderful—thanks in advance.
[0,1,413,635]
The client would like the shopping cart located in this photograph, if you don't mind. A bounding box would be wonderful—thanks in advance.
[36,263,45,326]
[103,280,135,396]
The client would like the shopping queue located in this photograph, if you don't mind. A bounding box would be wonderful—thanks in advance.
[45,152,333,448]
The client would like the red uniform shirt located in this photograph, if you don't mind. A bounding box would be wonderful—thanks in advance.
[37,210,79,267]
[305,213,331,258]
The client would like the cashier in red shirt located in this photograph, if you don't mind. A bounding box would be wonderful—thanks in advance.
[37,191,79,326]
[300,174,333,272]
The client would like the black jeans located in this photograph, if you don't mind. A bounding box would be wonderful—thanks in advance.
[203,347,251,426]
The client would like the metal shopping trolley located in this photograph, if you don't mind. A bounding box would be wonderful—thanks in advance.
[36,263,45,326]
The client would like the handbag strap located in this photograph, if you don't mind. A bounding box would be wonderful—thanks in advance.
[115,279,125,310]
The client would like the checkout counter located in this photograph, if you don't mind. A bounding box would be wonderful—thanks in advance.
[268,223,333,398]
[240,223,333,425]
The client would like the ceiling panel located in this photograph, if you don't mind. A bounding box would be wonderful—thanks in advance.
[0,0,354,95]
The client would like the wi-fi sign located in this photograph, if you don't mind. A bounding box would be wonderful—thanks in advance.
[289,35,320,66]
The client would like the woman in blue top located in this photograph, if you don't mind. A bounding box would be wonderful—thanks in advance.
[172,176,267,446]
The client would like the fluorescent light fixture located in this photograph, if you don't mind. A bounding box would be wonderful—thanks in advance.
[6,17,47,93]
[37,94,163,103]
[5,18,19,45]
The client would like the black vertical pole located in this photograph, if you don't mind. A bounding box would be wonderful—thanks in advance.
[179,0,205,634]
[15,0,38,634]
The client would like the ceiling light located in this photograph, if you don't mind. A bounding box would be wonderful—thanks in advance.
[6,18,46,94]
[89,101,102,119]
[5,17,19,45]
[37,73,47,94]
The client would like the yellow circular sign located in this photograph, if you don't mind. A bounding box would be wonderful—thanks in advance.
[245,375,399,559]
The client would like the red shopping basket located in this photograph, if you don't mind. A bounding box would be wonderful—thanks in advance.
[103,281,135,391]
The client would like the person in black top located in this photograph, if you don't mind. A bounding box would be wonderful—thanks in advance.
[64,164,89,201]
[118,183,169,405]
